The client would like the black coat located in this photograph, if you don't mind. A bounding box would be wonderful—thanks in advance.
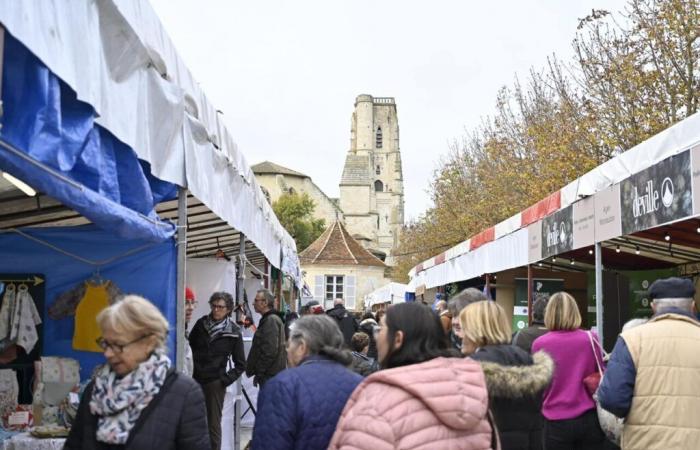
[359,318,378,360]
[64,369,210,450]
[189,316,246,386]
[471,345,554,450]
[327,305,358,346]
[512,323,549,354]
[246,310,286,385]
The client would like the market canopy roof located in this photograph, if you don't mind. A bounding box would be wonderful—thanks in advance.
[0,0,299,283]
[365,282,407,307]
[409,112,700,290]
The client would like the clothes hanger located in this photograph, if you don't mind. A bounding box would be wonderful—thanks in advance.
[88,268,106,285]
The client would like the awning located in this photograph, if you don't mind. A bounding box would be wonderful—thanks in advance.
[365,282,408,307]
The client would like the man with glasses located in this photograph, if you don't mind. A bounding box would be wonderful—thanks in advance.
[246,289,286,389]
[189,291,246,450]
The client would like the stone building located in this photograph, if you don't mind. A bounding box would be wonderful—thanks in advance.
[339,95,404,266]
[300,221,388,311]
[252,161,344,225]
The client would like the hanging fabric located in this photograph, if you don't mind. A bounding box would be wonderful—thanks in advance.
[0,283,16,341]
[49,279,122,320]
[72,280,117,352]
[0,283,42,353]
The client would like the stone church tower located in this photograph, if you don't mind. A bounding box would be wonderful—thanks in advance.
[339,94,404,266]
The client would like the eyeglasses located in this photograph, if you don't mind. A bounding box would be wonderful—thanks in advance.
[210,304,228,310]
[95,334,152,354]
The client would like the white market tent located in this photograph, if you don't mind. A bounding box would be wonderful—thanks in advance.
[365,282,407,308]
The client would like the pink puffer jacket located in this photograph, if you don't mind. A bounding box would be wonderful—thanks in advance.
[328,357,494,450]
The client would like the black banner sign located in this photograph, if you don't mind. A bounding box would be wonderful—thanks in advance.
[620,150,692,235]
[541,205,573,259]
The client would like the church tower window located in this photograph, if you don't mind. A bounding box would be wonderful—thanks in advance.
[376,165,381,175]
[374,180,384,192]
[376,127,383,148]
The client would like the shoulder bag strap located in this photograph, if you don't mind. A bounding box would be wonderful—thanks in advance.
[586,330,604,376]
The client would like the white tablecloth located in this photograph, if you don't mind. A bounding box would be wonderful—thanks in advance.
[1,432,66,450]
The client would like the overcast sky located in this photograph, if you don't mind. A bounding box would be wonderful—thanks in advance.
[149,0,627,221]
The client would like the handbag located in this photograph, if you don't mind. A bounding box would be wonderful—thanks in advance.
[585,330,624,446]
[583,331,604,395]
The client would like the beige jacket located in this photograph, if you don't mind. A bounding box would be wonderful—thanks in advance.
[621,313,700,450]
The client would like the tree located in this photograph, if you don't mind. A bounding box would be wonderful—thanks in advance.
[393,0,700,280]
[273,192,326,252]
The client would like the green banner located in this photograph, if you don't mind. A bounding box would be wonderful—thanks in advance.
[514,278,563,331]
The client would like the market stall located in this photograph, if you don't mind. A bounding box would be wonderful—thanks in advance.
[365,282,408,310]
[0,2,300,449]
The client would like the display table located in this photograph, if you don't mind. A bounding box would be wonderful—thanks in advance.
[0,432,66,450]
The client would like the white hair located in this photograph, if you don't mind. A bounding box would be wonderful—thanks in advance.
[652,297,694,313]
[334,298,344,306]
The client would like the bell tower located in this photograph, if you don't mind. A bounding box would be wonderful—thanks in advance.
[339,94,404,266]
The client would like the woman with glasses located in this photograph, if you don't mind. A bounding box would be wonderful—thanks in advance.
[189,291,246,450]
[250,315,362,450]
[65,295,210,450]
[329,302,495,450]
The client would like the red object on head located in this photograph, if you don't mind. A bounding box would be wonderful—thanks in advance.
[185,287,195,301]
[310,304,324,315]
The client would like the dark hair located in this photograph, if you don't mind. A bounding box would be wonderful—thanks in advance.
[361,312,375,321]
[351,332,370,352]
[209,291,235,315]
[381,303,456,369]
[532,297,548,323]
[288,315,353,365]
[448,288,487,316]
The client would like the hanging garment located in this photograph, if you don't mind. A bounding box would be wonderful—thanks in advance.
[72,281,113,352]
[49,279,122,320]
[9,284,42,353]
[0,283,16,341]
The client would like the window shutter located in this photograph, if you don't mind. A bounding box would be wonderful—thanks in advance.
[314,275,324,301]
[345,275,356,310]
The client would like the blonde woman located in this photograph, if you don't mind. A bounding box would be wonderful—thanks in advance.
[531,292,607,450]
[65,295,210,450]
[461,300,553,450]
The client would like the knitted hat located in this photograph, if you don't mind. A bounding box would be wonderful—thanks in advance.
[185,287,196,301]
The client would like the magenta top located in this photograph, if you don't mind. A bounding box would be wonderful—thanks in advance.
[532,329,602,420]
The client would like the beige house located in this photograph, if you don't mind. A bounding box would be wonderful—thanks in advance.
[252,161,344,225]
[300,221,388,311]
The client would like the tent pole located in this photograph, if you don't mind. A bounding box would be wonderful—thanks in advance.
[595,242,604,344]
[234,233,246,450]
[0,24,5,128]
[527,264,533,325]
[175,187,187,373]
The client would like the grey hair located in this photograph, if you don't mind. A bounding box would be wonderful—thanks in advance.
[334,297,344,306]
[256,289,275,309]
[448,288,487,316]
[209,291,235,315]
[653,297,694,313]
[288,315,352,365]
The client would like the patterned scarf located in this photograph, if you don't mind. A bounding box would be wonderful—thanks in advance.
[203,315,230,339]
[90,350,171,444]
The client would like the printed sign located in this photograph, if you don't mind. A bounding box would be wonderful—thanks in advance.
[527,221,542,263]
[594,184,622,242]
[573,196,595,249]
[513,278,563,330]
[541,205,573,259]
[692,145,700,215]
[620,150,692,235]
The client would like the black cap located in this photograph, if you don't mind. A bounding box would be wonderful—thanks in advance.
[648,277,695,300]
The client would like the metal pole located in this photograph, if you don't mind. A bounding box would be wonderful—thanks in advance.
[0,24,5,129]
[175,187,187,372]
[527,264,533,325]
[595,242,604,344]
[234,233,246,450]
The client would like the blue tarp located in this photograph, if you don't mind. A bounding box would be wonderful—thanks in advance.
[0,32,176,242]
[0,226,176,380]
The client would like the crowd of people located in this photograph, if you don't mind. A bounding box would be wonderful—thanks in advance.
[63,276,700,450]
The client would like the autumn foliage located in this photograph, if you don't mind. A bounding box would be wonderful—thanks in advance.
[392,0,700,282]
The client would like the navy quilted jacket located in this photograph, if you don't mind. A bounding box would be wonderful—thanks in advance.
[251,354,363,450]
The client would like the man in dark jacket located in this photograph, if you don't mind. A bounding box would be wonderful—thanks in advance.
[326,298,358,346]
[512,298,549,353]
[246,289,287,388]
[188,291,246,450]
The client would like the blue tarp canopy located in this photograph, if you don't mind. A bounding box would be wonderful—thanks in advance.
[0,32,176,242]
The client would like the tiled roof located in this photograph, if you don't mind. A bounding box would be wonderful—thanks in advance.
[252,161,308,178]
[340,154,370,185]
[300,221,386,267]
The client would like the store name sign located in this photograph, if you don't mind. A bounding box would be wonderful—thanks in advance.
[621,150,691,235]
[541,206,573,259]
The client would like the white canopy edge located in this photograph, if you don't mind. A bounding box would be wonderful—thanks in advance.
[410,111,700,282]
[365,282,408,307]
[0,0,299,278]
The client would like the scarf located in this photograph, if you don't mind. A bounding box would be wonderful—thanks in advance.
[203,315,230,339]
[90,350,171,444]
